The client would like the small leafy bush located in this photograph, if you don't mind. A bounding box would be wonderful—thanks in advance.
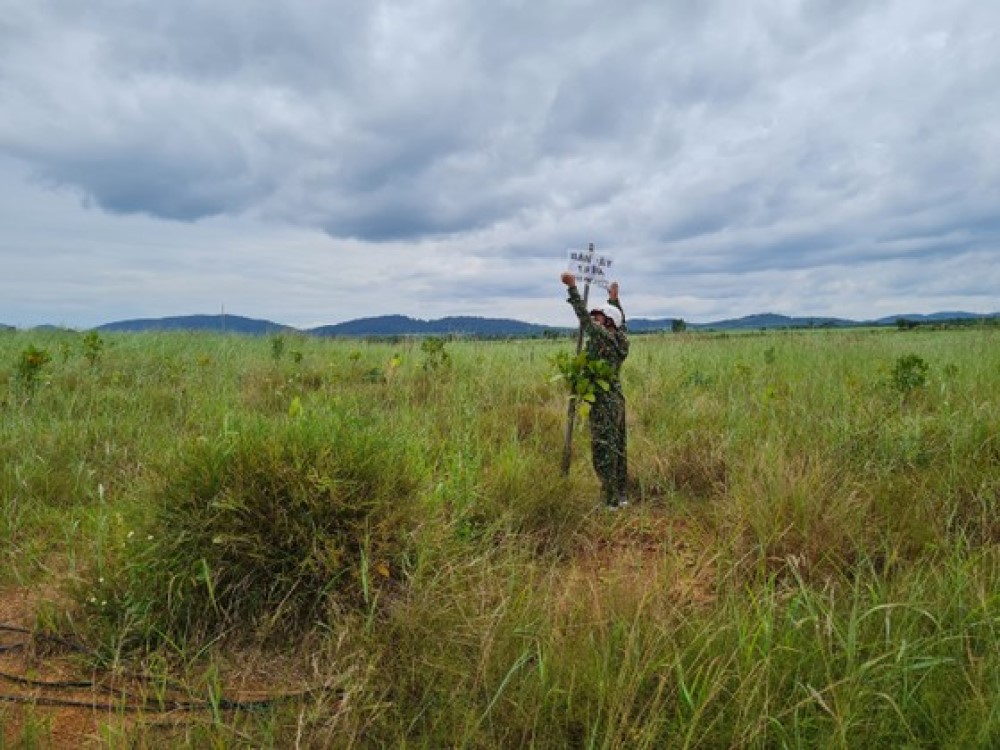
[82,331,104,366]
[891,353,930,394]
[269,333,286,362]
[15,344,51,391]
[552,351,616,416]
[420,337,451,371]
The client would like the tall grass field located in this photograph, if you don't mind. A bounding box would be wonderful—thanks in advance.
[1,325,998,747]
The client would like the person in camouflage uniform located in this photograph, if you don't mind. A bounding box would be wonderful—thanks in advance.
[560,272,630,508]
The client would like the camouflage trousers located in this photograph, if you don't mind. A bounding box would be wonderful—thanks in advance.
[589,386,628,505]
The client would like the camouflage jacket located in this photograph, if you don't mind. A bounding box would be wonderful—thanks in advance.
[566,286,630,382]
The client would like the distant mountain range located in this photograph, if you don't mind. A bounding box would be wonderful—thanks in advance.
[632,311,1000,332]
[91,313,560,337]
[96,314,294,335]
[2,311,995,336]
[309,315,554,337]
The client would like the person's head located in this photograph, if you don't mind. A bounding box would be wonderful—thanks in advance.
[590,305,622,331]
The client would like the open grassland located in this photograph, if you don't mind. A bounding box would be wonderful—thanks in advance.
[1,325,999,748]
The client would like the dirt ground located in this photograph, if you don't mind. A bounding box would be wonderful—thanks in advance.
[0,586,110,748]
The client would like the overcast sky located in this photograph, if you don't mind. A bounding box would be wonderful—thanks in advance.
[2,1,998,329]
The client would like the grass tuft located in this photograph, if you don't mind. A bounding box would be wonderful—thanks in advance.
[80,412,422,649]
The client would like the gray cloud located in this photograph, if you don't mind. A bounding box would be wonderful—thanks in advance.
[1,0,999,327]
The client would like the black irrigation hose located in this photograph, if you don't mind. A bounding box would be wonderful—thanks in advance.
[0,624,89,655]
[0,692,295,713]
[1,670,93,689]
[0,694,146,711]
[0,627,28,654]
[0,622,318,714]
[0,668,312,714]
[1,662,183,709]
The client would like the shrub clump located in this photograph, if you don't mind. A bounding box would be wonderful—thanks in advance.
[15,344,51,392]
[87,414,422,647]
[890,353,930,394]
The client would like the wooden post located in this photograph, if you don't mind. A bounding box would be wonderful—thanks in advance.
[560,243,593,476]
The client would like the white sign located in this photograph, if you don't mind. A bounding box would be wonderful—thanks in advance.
[566,248,615,288]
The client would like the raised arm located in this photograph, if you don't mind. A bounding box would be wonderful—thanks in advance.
[607,281,626,330]
[561,272,592,328]
[561,272,609,335]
